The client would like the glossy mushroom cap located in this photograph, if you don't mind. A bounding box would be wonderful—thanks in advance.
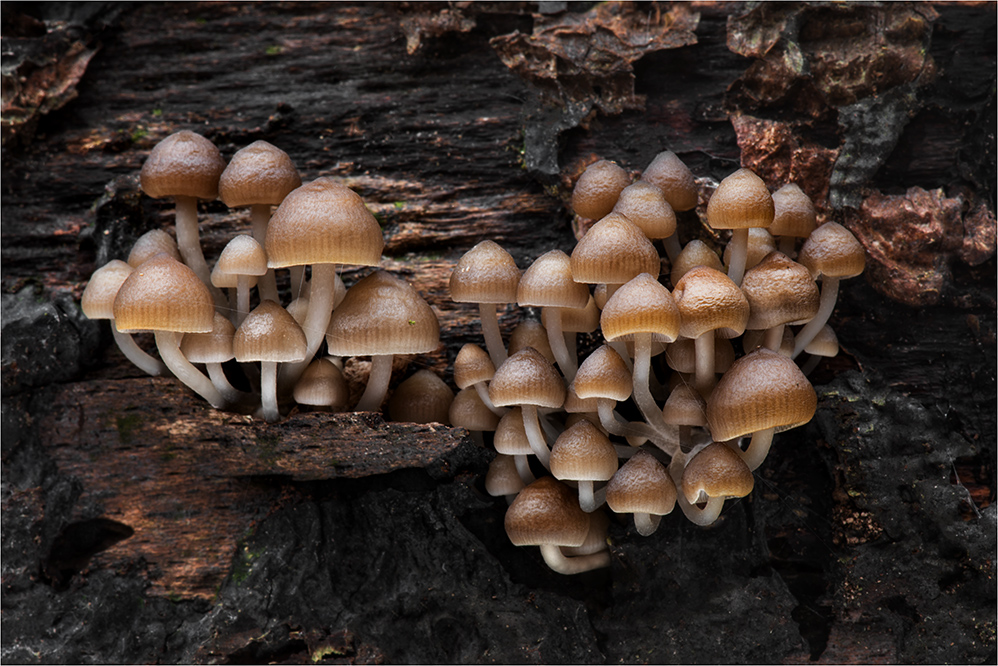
[505,476,589,548]
[453,343,496,389]
[605,450,677,516]
[670,239,724,287]
[218,140,301,207]
[741,251,820,330]
[681,442,755,504]
[113,254,215,333]
[233,300,307,363]
[180,312,236,363]
[293,357,349,409]
[600,273,681,342]
[488,347,566,409]
[550,420,618,482]
[326,271,440,356]
[706,168,774,230]
[388,369,454,424]
[798,222,866,280]
[140,130,226,200]
[570,212,661,285]
[611,181,677,240]
[672,266,750,339]
[517,249,590,309]
[82,260,134,320]
[769,183,817,240]
[706,347,817,442]
[573,345,632,401]
[266,177,384,268]
[128,230,180,268]
[571,159,631,220]
[448,240,520,303]
[215,234,269,279]
[640,150,698,212]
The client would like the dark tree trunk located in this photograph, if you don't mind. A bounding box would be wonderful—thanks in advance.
[2,2,994,664]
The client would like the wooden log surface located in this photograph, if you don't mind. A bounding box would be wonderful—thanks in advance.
[2,2,995,664]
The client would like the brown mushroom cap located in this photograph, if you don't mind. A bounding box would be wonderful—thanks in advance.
[798,222,866,279]
[600,273,681,342]
[233,300,307,363]
[571,159,631,220]
[453,343,496,389]
[494,407,534,455]
[605,450,677,516]
[662,383,708,427]
[570,212,661,285]
[215,234,269,278]
[670,239,723,287]
[113,254,215,333]
[550,420,618,482]
[804,324,839,357]
[505,476,589,547]
[449,387,500,432]
[180,311,236,363]
[640,150,698,212]
[507,319,555,364]
[326,270,440,356]
[741,251,820,330]
[140,130,226,200]
[706,347,817,442]
[128,230,181,268]
[82,260,134,320]
[218,140,301,207]
[611,181,677,239]
[293,357,349,409]
[573,345,632,401]
[488,347,566,409]
[485,454,527,497]
[672,266,750,339]
[266,177,384,268]
[769,183,817,239]
[517,249,590,309]
[449,240,521,304]
[706,168,774,230]
[681,442,755,504]
[388,369,454,424]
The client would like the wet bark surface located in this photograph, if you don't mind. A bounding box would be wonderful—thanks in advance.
[2,2,995,664]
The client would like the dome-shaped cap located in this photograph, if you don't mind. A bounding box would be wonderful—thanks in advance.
[326,271,440,356]
[494,407,533,455]
[570,212,661,285]
[600,273,681,342]
[128,229,180,268]
[662,383,707,427]
[113,254,215,333]
[605,450,677,516]
[641,150,698,212]
[485,454,526,497]
[180,311,235,363]
[706,168,774,230]
[140,130,226,200]
[82,260,134,320]
[681,442,754,504]
[804,324,839,358]
[670,239,723,287]
[573,345,631,401]
[293,357,349,409]
[234,300,307,363]
[216,234,269,277]
[706,347,817,441]
[453,343,496,389]
[489,347,566,409]
[266,177,384,268]
[769,183,817,239]
[449,240,520,304]
[672,266,749,339]
[798,222,866,279]
[507,319,555,364]
[571,159,631,220]
[388,369,454,425]
[517,249,590,309]
[550,420,618,482]
[505,476,589,547]
[611,180,677,239]
[741,251,820,330]
[449,387,500,432]
[218,140,301,207]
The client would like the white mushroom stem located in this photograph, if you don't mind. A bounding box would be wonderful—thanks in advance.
[206,362,247,405]
[514,455,535,484]
[250,204,280,303]
[662,234,682,264]
[111,325,166,376]
[520,404,550,469]
[474,381,506,416]
[542,308,577,383]
[539,544,611,575]
[793,276,840,359]
[732,428,775,472]
[726,227,750,286]
[633,512,662,536]
[355,354,394,412]
[694,331,716,397]
[279,263,336,392]
[478,302,507,368]
[632,335,679,456]
[154,330,225,408]
[235,275,252,328]
[577,481,606,513]
[174,195,226,308]
[597,400,658,442]
[667,453,724,527]
[260,360,281,422]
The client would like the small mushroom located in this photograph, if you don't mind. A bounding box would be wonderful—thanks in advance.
[293,357,349,411]
[605,450,677,536]
[679,442,755,526]
[550,420,618,512]
[706,168,774,286]
[388,369,454,425]
[234,300,307,422]
[571,159,631,220]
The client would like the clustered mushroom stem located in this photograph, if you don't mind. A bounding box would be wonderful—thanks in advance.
[514,454,535,485]
[260,360,281,422]
[632,335,679,456]
[763,323,785,353]
[521,404,551,469]
[597,399,657,442]
[633,512,662,536]
[474,381,505,416]
[111,325,167,376]
[235,275,252,328]
[577,481,606,513]
[174,195,226,308]
[726,227,750,286]
[205,362,247,405]
[538,544,612,576]
[793,277,840,359]
[478,302,507,368]
[249,204,280,303]
[355,354,394,412]
[280,263,337,392]
[543,308,577,383]
[154,330,226,409]
[733,427,775,471]
[694,332,716,397]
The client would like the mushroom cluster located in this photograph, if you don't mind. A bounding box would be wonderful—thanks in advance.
[82,130,440,421]
[455,151,866,574]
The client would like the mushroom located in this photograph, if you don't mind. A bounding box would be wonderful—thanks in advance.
[507,319,556,365]
[740,251,820,353]
[570,212,661,304]
[81,259,168,377]
[453,343,502,415]
[127,229,181,268]
[448,240,521,368]
[769,183,817,257]
[679,442,755,526]
[485,454,527,503]
[504,476,611,575]
[662,383,708,453]
[113,253,223,407]
[799,324,839,375]
[233,300,307,422]
[639,150,698,262]
[573,344,654,442]
[669,238,723,288]
[605,449,677,536]
[570,159,631,220]
[180,311,248,405]
[705,168,774,286]
[611,180,677,259]
[495,407,539,484]
[212,234,268,327]
[326,270,440,412]
[448,387,500,446]
[293,357,349,411]
[139,130,227,304]
[388,369,454,425]
[549,419,618,512]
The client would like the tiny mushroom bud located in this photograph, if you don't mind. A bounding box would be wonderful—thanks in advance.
[213,234,269,327]
[571,159,631,220]
[454,342,501,414]
[706,168,774,286]
[486,454,527,503]
[680,442,755,526]
[769,183,817,256]
[293,357,349,411]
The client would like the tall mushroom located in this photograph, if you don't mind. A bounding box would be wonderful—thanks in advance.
[706,168,774,286]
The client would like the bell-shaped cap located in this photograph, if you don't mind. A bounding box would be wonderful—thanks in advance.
[706,168,774,230]
[128,230,180,268]
[234,300,307,363]
[453,343,495,389]
[140,130,226,200]
[517,249,590,309]
[681,442,754,504]
[113,254,215,333]
[505,476,589,547]
[641,150,698,212]
[770,183,817,239]
[605,450,677,516]
[82,260,134,320]
[573,345,632,401]
[489,347,565,409]
[388,369,454,424]
[181,312,236,363]
[611,180,677,239]
[485,454,526,497]
[216,234,269,277]
[571,159,631,220]
[672,266,749,339]
[741,251,820,330]
[507,319,555,364]
[293,357,349,409]
[449,387,500,432]
[662,383,707,427]
[600,273,681,343]
[449,240,521,304]
[798,222,866,280]
[670,239,723,287]
[218,140,301,207]
[570,212,661,285]
[494,407,534,455]
[550,420,618,482]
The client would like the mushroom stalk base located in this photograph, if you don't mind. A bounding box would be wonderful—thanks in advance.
[111,325,166,376]
[355,354,393,412]
[154,330,226,409]
[260,361,281,422]
[793,276,840,359]
[538,544,611,575]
